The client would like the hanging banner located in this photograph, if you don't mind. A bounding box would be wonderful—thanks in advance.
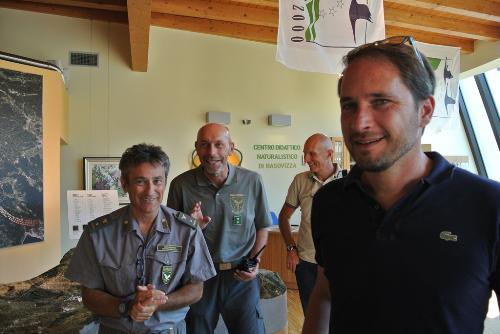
[416,41,461,131]
[276,0,385,74]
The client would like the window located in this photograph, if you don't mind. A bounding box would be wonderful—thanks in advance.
[460,68,500,329]
[484,69,500,118]
[459,68,500,182]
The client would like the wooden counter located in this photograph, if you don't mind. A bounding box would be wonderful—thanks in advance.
[260,227,298,290]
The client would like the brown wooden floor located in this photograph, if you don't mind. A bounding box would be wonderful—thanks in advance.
[285,289,304,334]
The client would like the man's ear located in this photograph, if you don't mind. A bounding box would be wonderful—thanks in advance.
[419,95,435,128]
[326,148,334,160]
[120,176,128,193]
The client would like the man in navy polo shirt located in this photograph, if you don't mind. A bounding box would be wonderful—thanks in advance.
[303,36,500,334]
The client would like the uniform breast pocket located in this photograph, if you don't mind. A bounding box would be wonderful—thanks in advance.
[147,251,187,291]
[99,256,135,297]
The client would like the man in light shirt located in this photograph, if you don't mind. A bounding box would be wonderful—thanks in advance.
[278,133,342,313]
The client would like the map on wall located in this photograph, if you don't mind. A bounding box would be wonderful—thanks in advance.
[0,67,44,248]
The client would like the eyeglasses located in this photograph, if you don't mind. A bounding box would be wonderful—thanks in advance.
[136,245,146,286]
[365,36,426,68]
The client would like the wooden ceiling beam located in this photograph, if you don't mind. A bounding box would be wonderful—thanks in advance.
[385,6,500,41]
[224,0,278,8]
[127,0,152,72]
[385,0,500,23]
[151,12,277,43]
[0,0,485,56]
[17,0,127,12]
[152,0,499,41]
[385,25,474,53]
[0,0,127,22]
[152,0,277,27]
[151,12,474,53]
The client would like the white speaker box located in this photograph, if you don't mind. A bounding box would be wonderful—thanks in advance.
[206,111,231,124]
[268,114,291,127]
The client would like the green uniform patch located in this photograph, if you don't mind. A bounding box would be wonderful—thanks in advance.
[230,194,245,226]
[232,215,242,225]
[162,265,173,284]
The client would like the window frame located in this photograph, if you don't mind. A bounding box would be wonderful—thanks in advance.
[474,73,500,150]
[457,89,488,177]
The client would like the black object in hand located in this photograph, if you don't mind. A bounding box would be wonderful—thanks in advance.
[236,245,266,272]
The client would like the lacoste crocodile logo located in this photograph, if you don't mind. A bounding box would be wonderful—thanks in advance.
[439,231,458,242]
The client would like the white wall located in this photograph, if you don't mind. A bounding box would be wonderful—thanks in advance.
[0,8,341,259]
[0,8,484,276]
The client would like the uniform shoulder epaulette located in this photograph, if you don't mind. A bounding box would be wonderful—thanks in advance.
[87,209,123,233]
[173,211,198,229]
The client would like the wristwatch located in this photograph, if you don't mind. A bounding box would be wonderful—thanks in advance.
[286,244,297,252]
[118,300,130,318]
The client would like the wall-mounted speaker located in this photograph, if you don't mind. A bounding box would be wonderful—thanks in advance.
[268,114,291,127]
[206,111,231,124]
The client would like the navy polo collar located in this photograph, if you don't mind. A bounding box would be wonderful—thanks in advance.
[421,151,455,185]
[343,164,362,190]
[343,151,455,190]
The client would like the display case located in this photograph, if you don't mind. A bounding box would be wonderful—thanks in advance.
[331,136,352,170]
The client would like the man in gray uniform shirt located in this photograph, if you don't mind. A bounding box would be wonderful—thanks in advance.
[167,123,272,334]
[66,143,216,334]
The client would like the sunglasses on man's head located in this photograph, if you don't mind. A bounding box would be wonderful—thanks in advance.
[362,35,426,68]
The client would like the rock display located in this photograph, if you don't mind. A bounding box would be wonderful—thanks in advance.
[258,269,286,299]
[0,249,95,333]
[0,249,286,333]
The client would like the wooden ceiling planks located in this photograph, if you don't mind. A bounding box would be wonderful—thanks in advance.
[1,0,498,71]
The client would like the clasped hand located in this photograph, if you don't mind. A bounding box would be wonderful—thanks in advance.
[128,284,167,322]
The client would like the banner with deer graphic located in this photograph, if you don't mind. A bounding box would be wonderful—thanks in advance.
[276,0,385,74]
[416,41,460,131]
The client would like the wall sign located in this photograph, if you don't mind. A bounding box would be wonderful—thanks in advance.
[253,144,302,169]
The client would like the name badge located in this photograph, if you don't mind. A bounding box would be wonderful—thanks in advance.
[157,244,182,252]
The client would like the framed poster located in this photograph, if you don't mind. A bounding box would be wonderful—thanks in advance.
[83,157,129,204]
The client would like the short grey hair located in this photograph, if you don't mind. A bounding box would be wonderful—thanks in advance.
[119,143,170,184]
